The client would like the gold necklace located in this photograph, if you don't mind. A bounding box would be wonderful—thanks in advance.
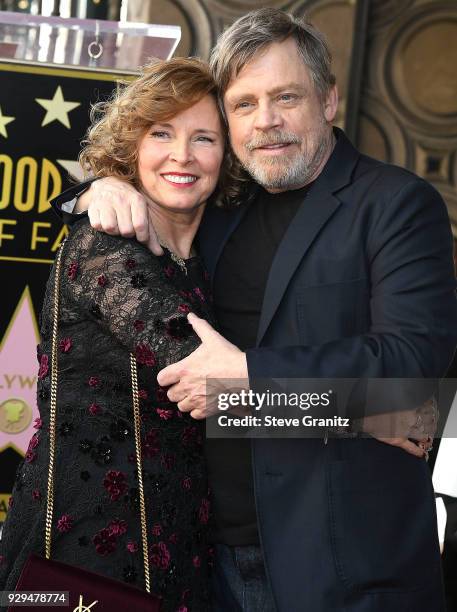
[157,235,188,275]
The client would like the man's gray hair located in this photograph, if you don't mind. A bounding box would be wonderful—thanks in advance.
[209,8,336,101]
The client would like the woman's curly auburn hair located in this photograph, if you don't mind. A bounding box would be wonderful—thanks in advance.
[79,57,250,207]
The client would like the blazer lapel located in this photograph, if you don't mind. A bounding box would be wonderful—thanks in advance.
[256,188,341,345]
[256,129,360,346]
[198,203,250,282]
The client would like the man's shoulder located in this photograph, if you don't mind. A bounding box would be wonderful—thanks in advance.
[353,153,427,194]
[347,153,448,217]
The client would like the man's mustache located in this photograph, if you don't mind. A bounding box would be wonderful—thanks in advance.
[245,131,301,151]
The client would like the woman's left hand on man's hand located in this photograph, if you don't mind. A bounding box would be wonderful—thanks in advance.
[157,313,248,419]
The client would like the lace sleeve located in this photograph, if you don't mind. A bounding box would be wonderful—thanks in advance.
[59,218,201,368]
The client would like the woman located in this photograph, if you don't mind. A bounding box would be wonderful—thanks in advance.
[0,58,228,612]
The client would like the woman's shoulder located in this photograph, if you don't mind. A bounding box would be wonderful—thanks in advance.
[65,217,159,268]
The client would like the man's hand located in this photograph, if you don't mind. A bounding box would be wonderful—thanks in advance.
[355,398,437,458]
[157,313,248,419]
[77,177,163,255]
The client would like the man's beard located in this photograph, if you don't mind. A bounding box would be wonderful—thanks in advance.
[239,125,331,191]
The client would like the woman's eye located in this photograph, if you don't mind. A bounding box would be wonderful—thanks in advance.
[195,136,214,143]
[150,131,169,138]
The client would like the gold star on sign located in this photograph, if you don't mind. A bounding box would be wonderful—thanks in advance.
[0,106,15,138]
[35,86,81,129]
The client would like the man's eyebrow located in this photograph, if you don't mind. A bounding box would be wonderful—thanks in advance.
[225,82,307,102]
[267,83,307,95]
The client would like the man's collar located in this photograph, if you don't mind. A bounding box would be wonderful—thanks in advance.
[311,127,360,194]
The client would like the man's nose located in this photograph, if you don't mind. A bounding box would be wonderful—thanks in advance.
[253,102,282,131]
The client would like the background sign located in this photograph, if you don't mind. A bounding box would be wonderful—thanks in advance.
[0,61,133,520]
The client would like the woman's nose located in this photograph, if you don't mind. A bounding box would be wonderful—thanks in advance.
[169,139,194,164]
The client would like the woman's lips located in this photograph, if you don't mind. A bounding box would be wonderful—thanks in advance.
[161,173,198,188]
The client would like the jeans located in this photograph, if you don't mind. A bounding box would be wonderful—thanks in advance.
[211,543,277,612]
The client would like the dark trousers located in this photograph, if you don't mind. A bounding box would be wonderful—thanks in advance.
[211,544,276,612]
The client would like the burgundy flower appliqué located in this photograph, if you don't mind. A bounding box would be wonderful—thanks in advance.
[103,470,128,501]
[135,343,156,367]
[38,354,49,379]
[150,542,171,570]
[199,498,210,525]
[178,304,191,314]
[143,428,160,459]
[127,541,138,553]
[88,376,100,388]
[56,514,73,533]
[151,523,162,537]
[156,408,174,420]
[193,287,205,302]
[25,450,36,463]
[88,402,102,415]
[93,528,116,556]
[59,337,72,353]
[67,262,78,280]
[108,519,128,537]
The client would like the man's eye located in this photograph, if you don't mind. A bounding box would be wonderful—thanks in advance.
[279,94,296,102]
[235,101,252,110]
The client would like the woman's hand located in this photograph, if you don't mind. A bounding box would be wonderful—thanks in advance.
[354,397,437,458]
[78,177,163,255]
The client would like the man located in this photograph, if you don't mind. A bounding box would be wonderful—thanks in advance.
[52,9,457,611]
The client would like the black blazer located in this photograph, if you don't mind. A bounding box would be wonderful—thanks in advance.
[198,129,457,611]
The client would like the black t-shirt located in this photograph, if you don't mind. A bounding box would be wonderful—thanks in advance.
[207,183,311,545]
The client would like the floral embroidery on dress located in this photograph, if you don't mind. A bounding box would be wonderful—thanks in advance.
[38,354,49,379]
[56,514,73,533]
[0,220,214,611]
[59,337,72,353]
[103,470,128,501]
[68,261,78,280]
[135,343,156,367]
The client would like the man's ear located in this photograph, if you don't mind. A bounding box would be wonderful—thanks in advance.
[324,84,338,123]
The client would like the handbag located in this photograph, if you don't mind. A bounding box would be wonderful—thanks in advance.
[10,240,161,611]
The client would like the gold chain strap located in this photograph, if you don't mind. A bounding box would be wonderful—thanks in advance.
[45,240,151,593]
[129,353,151,593]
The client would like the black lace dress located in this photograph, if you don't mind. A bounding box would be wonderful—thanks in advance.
[0,218,215,612]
